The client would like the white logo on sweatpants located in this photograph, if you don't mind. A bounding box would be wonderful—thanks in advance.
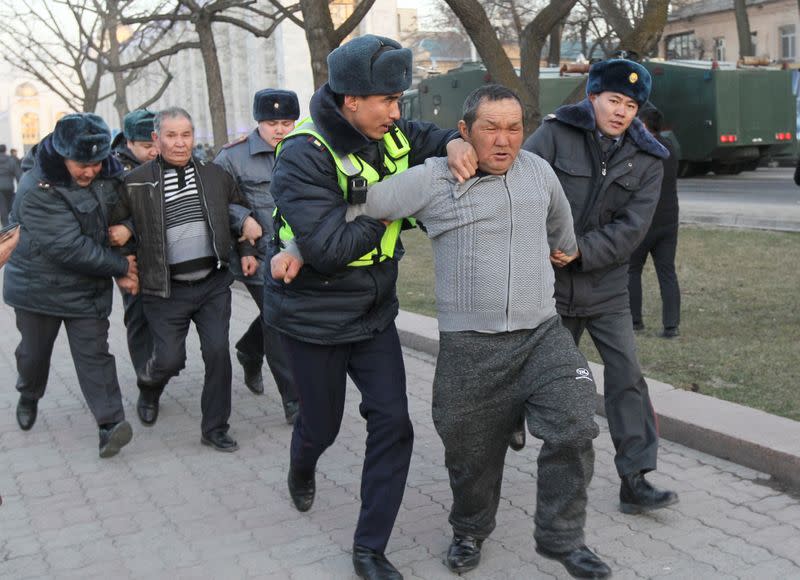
[575,367,593,382]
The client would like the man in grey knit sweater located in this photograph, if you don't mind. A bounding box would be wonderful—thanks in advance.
[274,85,611,579]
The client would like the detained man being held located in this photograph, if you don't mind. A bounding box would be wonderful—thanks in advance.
[273,85,611,580]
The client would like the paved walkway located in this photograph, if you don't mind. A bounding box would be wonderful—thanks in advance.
[2,286,800,579]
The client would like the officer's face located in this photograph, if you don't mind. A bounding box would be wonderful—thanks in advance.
[343,93,402,140]
[258,119,296,148]
[458,98,523,175]
[64,159,103,187]
[154,116,194,167]
[128,140,159,164]
[590,91,639,138]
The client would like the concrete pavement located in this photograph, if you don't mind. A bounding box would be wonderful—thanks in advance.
[2,287,800,579]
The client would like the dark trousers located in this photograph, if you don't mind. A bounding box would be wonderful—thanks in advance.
[141,270,233,435]
[628,224,681,330]
[561,311,658,477]
[432,317,598,552]
[122,292,153,385]
[236,283,298,404]
[280,322,414,552]
[14,309,125,426]
[0,189,13,226]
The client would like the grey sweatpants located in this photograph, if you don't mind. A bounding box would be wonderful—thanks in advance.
[432,316,599,552]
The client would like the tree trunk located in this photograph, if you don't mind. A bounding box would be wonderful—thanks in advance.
[734,0,754,57]
[596,0,669,56]
[105,0,130,126]
[519,0,579,134]
[299,0,338,89]
[547,18,564,66]
[195,16,228,149]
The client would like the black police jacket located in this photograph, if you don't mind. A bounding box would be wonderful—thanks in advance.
[524,98,668,317]
[264,83,457,344]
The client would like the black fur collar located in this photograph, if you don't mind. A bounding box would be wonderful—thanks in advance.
[551,98,669,159]
[36,134,124,187]
[309,83,375,155]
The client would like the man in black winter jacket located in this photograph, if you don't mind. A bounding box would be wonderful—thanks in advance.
[266,35,476,580]
[112,107,262,452]
[3,113,138,458]
[0,143,22,225]
[524,59,679,520]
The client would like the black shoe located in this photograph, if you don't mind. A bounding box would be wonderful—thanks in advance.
[352,544,403,579]
[509,414,526,451]
[536,545,611,579]
[98,421,133,458]
[620,472,679,514]
[659,327,679,339]
[445,534,483,573]
[16,396,38,431]
[632,321,645,331]
[287,465,315,512]
[136,390,160,426]
[236,350,264,395]
[283,400,300,425]
[201,430,239,453]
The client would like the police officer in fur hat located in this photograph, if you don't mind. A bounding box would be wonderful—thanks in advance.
[524,59,679,549]
[112,109,158,171]
[214,89,300,422]
[109,109,159,408]
[266,34,477,579]
[3,113,138,458]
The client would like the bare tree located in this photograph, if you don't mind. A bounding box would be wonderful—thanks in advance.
[294,0,377,89]
[122,0,300,148]
[595,0,669,56]
[0,0,112,112]
[733,0,754,58]
[443,0,578,133]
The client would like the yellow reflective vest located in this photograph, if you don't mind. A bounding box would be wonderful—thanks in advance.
[276,118,411,267]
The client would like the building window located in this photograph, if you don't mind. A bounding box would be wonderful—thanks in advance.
[666,32,696,60]
[713,37,726,61]
[781,25,796,61]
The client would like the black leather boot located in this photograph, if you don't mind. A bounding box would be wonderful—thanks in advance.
[98,421,133,458]
[445,534,483,573]
[287,465,315,512]
[16,396,38,431]
[136,389,161,426]
[283,399,300,425]
[536,545,611,579]
[509,413,526,451]
[352,544,402,579]
[236,350,264,395]
[620,472,679,514]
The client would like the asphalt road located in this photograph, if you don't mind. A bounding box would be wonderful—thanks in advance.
[677,167,800,231]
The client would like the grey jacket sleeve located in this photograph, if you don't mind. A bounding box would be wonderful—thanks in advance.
[544,166,577,254]
[344,163,434,223]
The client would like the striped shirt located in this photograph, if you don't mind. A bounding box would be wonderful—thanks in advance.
[163,163,215,280]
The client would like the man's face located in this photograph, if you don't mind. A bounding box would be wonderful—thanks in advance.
[590,91,639,138]
[344,93,402,140]
[258,119,296,148]
[153,116,194,166]
[128,140,158,164]
[458,98,523,175]
[64,159,102,187]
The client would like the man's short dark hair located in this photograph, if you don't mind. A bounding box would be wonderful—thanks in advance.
[0,144,6,154]
[462,84,523,131]
[638,107,663,133]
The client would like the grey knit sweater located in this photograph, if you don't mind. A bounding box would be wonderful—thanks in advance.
[344,150,576,333]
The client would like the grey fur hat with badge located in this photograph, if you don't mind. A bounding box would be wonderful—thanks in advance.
[52,113,112,164]
[253,89,300,122]
[123,109,156,142]
[586,59,652,106]
[327,34,412,96]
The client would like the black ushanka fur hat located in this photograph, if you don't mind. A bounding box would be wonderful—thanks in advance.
[52,113,111,164]
[586,59,652,106]
[123,109,156,142]
[253,89,300,122]
[327,34,412,96]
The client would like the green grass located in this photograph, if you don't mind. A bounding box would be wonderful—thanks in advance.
[397,226,800,421]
